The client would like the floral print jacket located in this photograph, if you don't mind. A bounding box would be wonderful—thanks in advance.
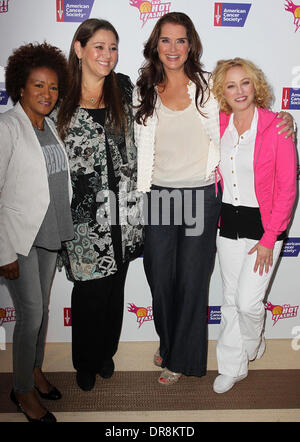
[55,73,143,281]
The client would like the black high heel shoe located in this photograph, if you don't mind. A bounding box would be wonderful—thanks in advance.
[99,359,114,379]
[35,385,62,400]
[10,389,57,423]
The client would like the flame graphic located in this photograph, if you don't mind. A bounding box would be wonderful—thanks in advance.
[285,0,300,32]
[128,303,153,328]
[129,0,152,13]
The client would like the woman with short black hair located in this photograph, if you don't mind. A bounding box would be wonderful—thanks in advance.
[0,42,73,422]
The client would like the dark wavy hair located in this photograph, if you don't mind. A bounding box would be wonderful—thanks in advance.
[135,12,210,125]
[5,42,68,104]
[57,18,127,140]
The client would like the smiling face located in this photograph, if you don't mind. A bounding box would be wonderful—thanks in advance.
[20,66,59,124]
[157,22,190,74]
[223,65,255,114]
[75,28,118,80]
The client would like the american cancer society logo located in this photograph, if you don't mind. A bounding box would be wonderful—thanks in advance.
[282,88,300,110]
[0,85,9,105]
[214,2,251,27]
[280,237,300,257]
[130,0,171,27]
[64,308,71,326]
[208,306,221,324]
[0,67,9,106]
[285,0,300,32]
[56,0,94,22]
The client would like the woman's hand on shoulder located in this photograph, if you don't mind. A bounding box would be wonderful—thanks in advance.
[0,260,19,280]
[248,243,273,276]
[277,111,296,141]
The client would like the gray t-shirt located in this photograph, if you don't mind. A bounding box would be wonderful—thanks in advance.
[33,121,74,250]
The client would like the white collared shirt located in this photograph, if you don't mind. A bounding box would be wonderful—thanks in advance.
[220,107,259,207]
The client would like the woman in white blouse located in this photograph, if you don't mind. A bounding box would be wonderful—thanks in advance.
[134,12,222,385]
[211,58,296,394]
[134,13,294,386]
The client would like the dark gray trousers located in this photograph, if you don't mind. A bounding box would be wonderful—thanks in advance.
[8,247,57,393]
[143,183,221,376]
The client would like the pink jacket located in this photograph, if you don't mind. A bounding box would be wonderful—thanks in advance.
[219,108,297,249]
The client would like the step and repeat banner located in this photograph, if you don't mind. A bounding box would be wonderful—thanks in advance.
[0,0,299,345]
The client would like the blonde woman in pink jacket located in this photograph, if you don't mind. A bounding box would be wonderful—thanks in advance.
[211,58,297,394]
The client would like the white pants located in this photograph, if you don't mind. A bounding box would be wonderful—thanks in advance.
[216,234,283,377]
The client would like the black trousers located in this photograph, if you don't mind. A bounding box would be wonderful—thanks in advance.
[143,183,221,376]
[71,262,129,373]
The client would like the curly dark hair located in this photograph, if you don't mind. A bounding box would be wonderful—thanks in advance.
[5,41,69,104]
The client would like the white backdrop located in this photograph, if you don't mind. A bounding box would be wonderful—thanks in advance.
[0,0,299,346]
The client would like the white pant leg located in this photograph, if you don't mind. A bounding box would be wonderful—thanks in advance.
[236,239,282,361]
[216,234,248,377]
[216,234,282,377]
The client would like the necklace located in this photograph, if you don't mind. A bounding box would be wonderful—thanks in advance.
[32,122,44,131]
[81,85,103,107]
[81,95,102,108]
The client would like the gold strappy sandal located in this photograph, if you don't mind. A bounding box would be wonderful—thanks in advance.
[158,369,182,385]
[153,348,162,367]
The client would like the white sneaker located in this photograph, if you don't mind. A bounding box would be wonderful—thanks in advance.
[213,374,247,394]
[250,336,266,361]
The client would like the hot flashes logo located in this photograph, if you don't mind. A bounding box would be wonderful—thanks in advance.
[285,0,300,32]
[266,302,299,326]
[128,303,153,328]
[0,0,9,13]
[56,0,94,22]
[214,2,251,27]
[129,0,171,27]
[0,307,16,326]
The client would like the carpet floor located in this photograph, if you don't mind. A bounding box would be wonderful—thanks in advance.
[1,370,300,413]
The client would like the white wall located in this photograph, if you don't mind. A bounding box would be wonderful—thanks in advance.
[0,0,299,344]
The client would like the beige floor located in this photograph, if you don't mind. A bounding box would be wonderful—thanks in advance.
[1,340,300,422]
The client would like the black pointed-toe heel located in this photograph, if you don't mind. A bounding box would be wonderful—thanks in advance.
[10,389,57,423]
[35,385,62,400]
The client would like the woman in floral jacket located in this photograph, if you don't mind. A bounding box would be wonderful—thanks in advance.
[56,18,143,391]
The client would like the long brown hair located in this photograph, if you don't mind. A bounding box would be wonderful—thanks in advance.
[135,12,210,125]
[57,18,127,139]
